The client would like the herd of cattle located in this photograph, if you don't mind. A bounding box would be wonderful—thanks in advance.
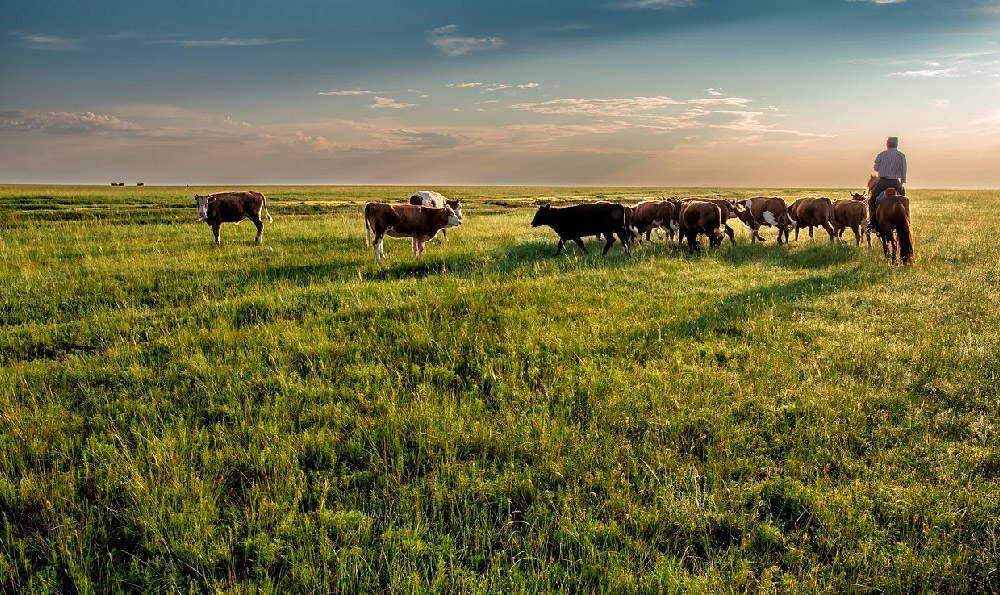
[192,189,882,261]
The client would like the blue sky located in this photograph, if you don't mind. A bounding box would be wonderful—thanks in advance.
[2,0,999,186]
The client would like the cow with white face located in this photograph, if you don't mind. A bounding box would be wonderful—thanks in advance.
[364,203,462,261]
[409,191,463,240]
[195,191,273,246]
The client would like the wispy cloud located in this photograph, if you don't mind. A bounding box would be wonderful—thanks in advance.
[847,0,906,4]
[428,25,504,57]
[20,34,78,50]
[447,82,484,88]
[884,51,1000,77]
[319,90,378,96]
[610,0,694,9]
[0,110,138,134]
[162,37,300,47]
[518,83,540,89]
[370,97,416,109]
[512,95,750,117]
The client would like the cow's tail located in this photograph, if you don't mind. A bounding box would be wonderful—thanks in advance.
[261,194,274,223]
[364,204,373,246]
[896,214,915,265]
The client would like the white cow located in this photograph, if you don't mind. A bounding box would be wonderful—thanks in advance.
[409,191,463,240]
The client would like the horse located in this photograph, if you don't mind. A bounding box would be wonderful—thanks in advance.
[873,188,914,265]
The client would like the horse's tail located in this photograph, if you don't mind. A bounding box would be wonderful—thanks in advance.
[896,214,915,265]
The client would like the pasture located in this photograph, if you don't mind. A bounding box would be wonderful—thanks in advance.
[1,184,998,594]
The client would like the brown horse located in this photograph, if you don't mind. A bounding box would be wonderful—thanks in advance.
[873,188,914,265]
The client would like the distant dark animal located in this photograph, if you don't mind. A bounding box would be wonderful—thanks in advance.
[195,191,274,246]
[732,197,791,244]
[833,194,871,248]
[530,203,631,256]
[365,203,462,261]
[629,200,679,245]
[676,199,724,254]
[874,189,914,265]
[683,198,737,244]
[787,196,835,242]
[409,191,463,241]
[136,182,144,187]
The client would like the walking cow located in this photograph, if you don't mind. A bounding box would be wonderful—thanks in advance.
[530,203,631,256]
[195,191,274,246]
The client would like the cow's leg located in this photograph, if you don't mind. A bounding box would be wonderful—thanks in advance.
[821,222,834,243]
[212,223,221,246]
[417,238,426,258]
[574,237,589,253]
[616,231,630,255]
[374,233,385,261]
[554,238,566,257]
[601,234,616,255]
[441,229,448,242]
[851,226,860,246]
[794,226,800,241]
[725,225,735,245]
[411,237,418,256]
[865,228,872,250]
[252,216,264,245]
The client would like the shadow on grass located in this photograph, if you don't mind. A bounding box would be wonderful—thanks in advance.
[716,238,863,270]
[647,263,888,343]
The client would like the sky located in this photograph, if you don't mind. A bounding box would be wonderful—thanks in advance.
[2,0,999,187]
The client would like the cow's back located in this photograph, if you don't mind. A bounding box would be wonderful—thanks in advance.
[551,203,626,236]
[410,191,446,208]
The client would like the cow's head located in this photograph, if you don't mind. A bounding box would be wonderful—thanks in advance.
[446,199,463,220]
[195,194,211,221]
[731,203,752,226]
[530,204,552,228]
[850,192,866,202]
[443,206,462,229]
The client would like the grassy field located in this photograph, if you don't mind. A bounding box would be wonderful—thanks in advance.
[1,184,998,594]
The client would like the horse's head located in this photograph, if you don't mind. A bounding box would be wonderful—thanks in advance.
[866,174,878,195]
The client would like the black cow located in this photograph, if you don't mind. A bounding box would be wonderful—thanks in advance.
[530,203,631,256]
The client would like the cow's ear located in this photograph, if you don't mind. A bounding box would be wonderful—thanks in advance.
[544,203,551,209]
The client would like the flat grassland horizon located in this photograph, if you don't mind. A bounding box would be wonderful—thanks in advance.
[1,184,998,593]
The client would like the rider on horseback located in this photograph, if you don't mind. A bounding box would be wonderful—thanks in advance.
[867,136,907,233]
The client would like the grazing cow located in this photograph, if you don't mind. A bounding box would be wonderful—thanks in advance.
[683,198,737,244]
[833,194,871,248]
[364,203,462,261]
[530,203,631,256]
[676,199,725,254]
[787,196,836,242]
[629,200,679,245]
[195,191,274,246]
[409,191,463,241]
[732,197,791,244]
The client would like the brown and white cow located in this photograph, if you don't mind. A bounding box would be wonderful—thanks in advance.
[195,191,273,246]
[833,194,872,248]
[732,197,791,244]
[629,199,679,245]
[787,196,835,242]
[409,191,463,241]
[364,203,462,261]
[676,199,725,254]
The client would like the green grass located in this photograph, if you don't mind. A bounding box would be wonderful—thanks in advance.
[1,184,998,594]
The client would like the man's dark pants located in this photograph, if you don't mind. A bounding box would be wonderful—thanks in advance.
[868,177,904,227]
